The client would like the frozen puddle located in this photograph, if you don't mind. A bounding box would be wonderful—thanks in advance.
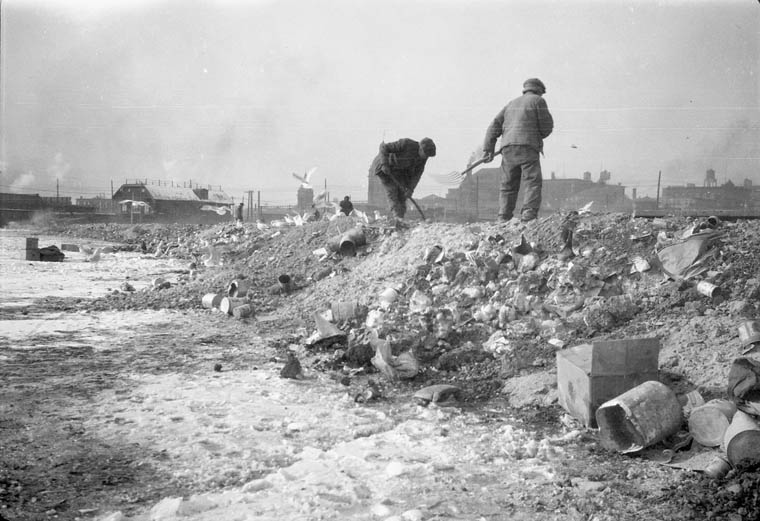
[0,309,178,346]
[0,228,187,306]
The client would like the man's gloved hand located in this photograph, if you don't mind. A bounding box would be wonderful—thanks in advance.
[483,151,495,163]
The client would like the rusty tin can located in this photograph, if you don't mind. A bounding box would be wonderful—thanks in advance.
[704,455,732,479]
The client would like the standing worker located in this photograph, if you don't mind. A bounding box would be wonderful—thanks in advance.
[339,195,354,216]
[369,137,436,221]
[235,202,244,224]
[482,78,553,223]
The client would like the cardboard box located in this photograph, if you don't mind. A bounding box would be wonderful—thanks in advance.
[556,337,660,427]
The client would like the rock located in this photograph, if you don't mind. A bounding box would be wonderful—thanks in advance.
[401,509,425,521]
[286,422,306,432]
[413,384,461,406]
[728,300,751,316]
[177,496,217,515]
[345,342,374,366]
[280,352,302,379]
[149,497,182,520]
[242,479,274,492]
[371,504,393,517]
[386,461,406,477]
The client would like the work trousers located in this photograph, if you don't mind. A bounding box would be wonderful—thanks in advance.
[499,145,543,220]
[379,175,408,218]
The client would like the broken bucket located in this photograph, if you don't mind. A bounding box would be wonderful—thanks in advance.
[595,380,683,453]
[338,227,366,257]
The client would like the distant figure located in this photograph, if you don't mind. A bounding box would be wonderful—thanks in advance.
[483,78,553,223]
[235,202,244,223]
[305,204,320,222]
[339,195,354,216]
[369,137,436,219]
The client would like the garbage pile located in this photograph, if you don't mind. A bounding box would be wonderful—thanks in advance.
[280,213,753,382]
[57,213,760,387]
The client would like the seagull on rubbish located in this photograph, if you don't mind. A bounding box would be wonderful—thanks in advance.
[313,190,328,206]
[327,202,341,221]
[85,247,102,263]
[256,219,270,232]
[578,201,594,215]
[292,166,318,189]
[351,208,370,224]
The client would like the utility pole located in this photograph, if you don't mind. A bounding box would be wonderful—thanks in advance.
[257,191,261,219]
[656,170,662,210]
[246,190,254,221]
[110,180,114,198]
[56,178,60,203]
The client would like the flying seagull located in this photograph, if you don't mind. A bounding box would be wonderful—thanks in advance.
[200,204,231,215]
[292,166,318,189]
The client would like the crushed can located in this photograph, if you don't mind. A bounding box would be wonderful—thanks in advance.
[738,320,760,347]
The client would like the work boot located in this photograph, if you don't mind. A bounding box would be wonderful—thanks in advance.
[394,217,410,230]
[497,213,513,223]
[520,209,537,223]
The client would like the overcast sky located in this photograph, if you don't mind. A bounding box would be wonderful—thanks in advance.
[1,0,758,205]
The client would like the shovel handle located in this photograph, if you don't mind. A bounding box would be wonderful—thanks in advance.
[459,149,503,178]
[385,173,426,220]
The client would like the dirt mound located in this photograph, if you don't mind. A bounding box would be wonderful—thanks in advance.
[52,213,760,399]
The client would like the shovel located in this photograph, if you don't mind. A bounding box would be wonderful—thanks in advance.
[431,149,503,185]
[385,173,426,220]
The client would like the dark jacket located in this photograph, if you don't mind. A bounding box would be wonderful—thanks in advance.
[369,138,428,192]
[484,92,553,155]
[339,198,354,215]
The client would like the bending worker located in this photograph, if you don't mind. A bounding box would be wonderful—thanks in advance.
[483,78,553,223]
[339,195,354,216]
[369,137,436,220]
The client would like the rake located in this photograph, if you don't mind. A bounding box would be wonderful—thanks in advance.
[430,149,503,185]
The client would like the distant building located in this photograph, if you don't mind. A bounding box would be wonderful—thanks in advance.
[1,192,86,226]
[112,182,233,223]
[449,168,632,221]
[76,195,117,213]
[297,187,314,212]
[662,180,760,213]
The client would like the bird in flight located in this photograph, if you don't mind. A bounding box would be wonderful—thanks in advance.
[292,167,318,189]
[200,204,231,215]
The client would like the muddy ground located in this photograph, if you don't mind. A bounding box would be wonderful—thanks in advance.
[1,213,759,521]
